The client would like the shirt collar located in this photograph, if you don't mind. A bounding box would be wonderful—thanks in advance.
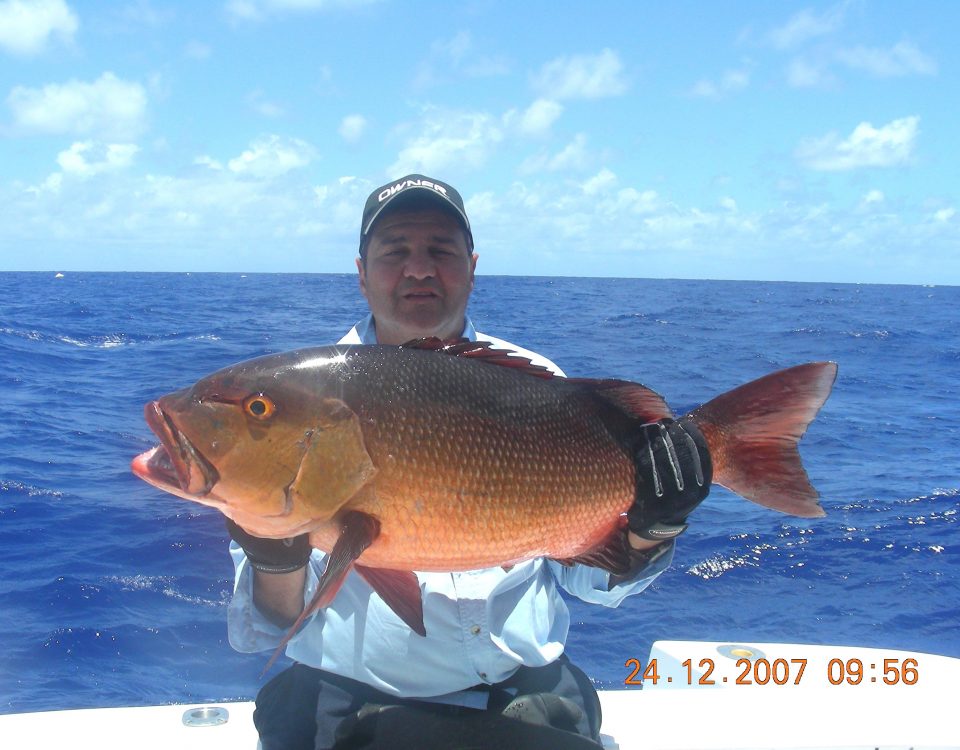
[353,314,477,345]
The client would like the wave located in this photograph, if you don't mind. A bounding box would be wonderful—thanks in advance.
[103,575,230,608]
[0,327,222,349]
[0,480,64,499]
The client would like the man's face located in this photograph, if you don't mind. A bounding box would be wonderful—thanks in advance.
[357,208,478,345]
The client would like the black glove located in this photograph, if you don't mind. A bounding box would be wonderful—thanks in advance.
[225,517,312,574]
[627,418,712,541]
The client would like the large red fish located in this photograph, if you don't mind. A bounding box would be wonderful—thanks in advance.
[132,339,836,645]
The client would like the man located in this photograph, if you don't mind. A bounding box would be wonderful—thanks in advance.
[227,175,711,750]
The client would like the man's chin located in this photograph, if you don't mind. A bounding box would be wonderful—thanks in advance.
[380,310,463,344]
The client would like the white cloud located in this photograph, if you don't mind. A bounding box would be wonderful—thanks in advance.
[7,72,147,140]
[552,136,589,171]
[413,31,510,89]
[719,196,738,212]
[194,155,223,171]
[690,68,750,99]
[227,134,316,178]
[389,110,503,175]
[861,189,885,206]
[56,141,139,177]
[934,207,955,223]
[593,184,662,218]
[515,99,562,137]
[464,55,510,78]
[184,40,212,60]
[119,1,174,27]
[246,89,284,118]
[836,41,937,77]
[434,30,471,65]
[224,0,257,19]
[464,191,497,223]
[786,57,835,88]
[339,114,367,143]
[532,48,627,100]
[225,0,377,21]
[582,168,617,196]
[520,133,591,174]
[768,2,848,50]
[0,0,77,56]
[796,116,919,171]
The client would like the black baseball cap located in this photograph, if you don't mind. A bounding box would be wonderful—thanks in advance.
[359,174,473,255]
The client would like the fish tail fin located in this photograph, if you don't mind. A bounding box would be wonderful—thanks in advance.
[685,362,838,518]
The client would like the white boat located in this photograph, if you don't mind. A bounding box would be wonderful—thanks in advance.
[2,640,957,749]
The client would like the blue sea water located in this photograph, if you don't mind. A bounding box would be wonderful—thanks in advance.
[1,272,957,713]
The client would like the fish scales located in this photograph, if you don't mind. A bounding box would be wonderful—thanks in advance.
[325,346,636,570]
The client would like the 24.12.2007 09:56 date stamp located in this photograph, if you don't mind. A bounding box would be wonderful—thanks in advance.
[624,657,919,687]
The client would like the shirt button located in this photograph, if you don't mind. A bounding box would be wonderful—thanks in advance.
[470,625,481,635]
[479,672,487,680]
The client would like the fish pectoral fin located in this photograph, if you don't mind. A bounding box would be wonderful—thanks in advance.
[263,511,381,675]
[288,398,377,518]
[354,565,426,636]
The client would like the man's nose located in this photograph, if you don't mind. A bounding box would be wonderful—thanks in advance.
[403,250,436,279]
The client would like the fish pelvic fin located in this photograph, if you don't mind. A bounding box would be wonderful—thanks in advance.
[685,362,838,518]
[354,566,425,636]
[262,510,381,676]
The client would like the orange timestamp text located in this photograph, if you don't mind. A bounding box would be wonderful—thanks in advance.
[624,657,919,687]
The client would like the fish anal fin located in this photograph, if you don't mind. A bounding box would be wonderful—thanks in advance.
[553,522,634,576]
[400,337,555,379]
[263,511,380,675]
[686,361,838,518]
[354,565,426,636]
[571,378,673,424]
[288,398,377,519]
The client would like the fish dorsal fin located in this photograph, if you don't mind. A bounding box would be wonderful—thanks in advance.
[400,337,555,379]
[569,378,673,423]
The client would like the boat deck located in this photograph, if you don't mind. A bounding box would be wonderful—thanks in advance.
[3,641,956,749]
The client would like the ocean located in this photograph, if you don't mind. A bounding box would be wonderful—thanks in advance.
[1,272,957,713]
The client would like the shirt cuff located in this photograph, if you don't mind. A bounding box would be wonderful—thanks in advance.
[226,542,323,653]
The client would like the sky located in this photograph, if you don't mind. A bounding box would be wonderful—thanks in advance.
[0,0,957,283]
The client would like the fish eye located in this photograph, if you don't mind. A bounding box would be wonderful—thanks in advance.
[243,393,276,420]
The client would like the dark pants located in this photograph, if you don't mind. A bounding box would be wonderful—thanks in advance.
[254,655,602,750]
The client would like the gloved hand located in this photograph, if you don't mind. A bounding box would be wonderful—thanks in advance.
[627,418,712,542]
[225,517,312,574]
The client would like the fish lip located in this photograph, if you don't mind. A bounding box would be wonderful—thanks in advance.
[142,400,220,496]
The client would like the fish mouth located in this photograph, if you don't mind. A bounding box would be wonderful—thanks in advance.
[132,401,220,497]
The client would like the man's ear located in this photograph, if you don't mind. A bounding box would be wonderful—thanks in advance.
[356,257,368,299]
[469,252,478,289]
